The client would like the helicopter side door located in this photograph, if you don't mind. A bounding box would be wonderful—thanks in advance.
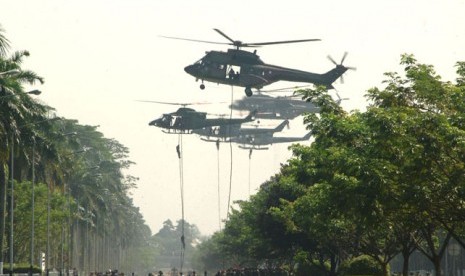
[226,65,241,82]
[235,65,269,88]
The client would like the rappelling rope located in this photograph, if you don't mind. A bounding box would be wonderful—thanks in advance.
[176,133,185,274]
[248,149,252,197]
[216,139,222,231]
[226,85,234,220]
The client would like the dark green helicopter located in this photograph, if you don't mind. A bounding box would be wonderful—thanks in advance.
[145,101,256,134]
[163,29,355,97]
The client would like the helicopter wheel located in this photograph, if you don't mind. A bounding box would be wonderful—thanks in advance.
[245,87,252,97]
[200,84,205,90]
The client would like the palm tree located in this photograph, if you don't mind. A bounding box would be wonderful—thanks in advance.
[0,26,45,272]
[0,25,10,57]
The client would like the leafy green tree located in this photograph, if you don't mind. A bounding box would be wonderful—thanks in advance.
[210,54,465,276]
[192,231,228,273]
[153,219,201,271]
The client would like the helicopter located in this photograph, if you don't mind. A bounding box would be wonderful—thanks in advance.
[163,29,354,97]
[230,92,319,119]
[194,119,290,141]
[198,119,311,150]
[234,130,312,150]
[148,106,256,134]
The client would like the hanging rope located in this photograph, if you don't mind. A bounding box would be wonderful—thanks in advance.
[226,85,234,220]
[176,134,185,274]
[216,139,222,231]
[248,149,253,197]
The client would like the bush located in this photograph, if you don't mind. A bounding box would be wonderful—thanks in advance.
[341,255,385,276]
[2,263,42,274]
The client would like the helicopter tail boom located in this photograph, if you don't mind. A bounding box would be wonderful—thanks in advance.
[245,109,258,121]
[275,119,289,132]
[320,66,348,87]
[320,52,355,87]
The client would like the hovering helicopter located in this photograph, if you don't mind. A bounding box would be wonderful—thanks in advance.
[198,119,311,150]
[234,130,312,150]
[194,119,290,141]
[230,92,319,119]
[162,29,354,97]
[148,105,256,134]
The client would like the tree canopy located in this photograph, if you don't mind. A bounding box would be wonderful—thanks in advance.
[194,55,465,276]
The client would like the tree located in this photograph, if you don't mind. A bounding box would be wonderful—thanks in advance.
[210,54,465,276]
[0,27,45,272]
[153,219,201,272]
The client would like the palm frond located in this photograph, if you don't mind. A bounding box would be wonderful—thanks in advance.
[0,24,11,57]
[8,50,30,64]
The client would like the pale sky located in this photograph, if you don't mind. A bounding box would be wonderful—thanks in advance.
[3,0,465,236]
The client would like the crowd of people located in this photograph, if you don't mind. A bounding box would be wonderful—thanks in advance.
[213,267,289,276]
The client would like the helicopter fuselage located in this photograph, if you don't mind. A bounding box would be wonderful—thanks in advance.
[230,94,320,119]
[184,49,348,96]
[149,107,256,133]
[231,130,312,147]
[196,119,289,141]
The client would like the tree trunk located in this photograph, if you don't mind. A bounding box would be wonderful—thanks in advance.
[328,253,339,276]
[432,256,442,276]
[381,262,389,276]
[402,252,410,276]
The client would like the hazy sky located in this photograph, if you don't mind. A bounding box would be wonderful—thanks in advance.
[3,0,465,235]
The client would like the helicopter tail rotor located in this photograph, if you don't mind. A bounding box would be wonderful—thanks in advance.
[326,52,356,84]
[335,91,350,105]
[327,52,356,70]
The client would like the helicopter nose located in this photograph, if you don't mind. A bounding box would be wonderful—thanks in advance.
[148,119,159,126]
[184,65,195,75]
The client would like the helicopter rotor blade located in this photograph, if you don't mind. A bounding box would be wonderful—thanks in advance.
[329,52,356,71]
[213,28,236,44]
[137,100,226,106]
[340,51,348,64]
[164,29,321,49]
[137,100,190,106]
[159,35,230,46]
[214,29,320,48]
[260,84,314,93]
[327,55,338,66]
[335,91,349,104]
[339,53,356,73]
[246,39,321,47]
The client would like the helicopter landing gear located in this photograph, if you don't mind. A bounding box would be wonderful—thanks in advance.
[245,87,252,97]
[200,83,205,90]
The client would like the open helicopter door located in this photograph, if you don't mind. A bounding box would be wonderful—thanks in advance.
[227,64,241,81]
